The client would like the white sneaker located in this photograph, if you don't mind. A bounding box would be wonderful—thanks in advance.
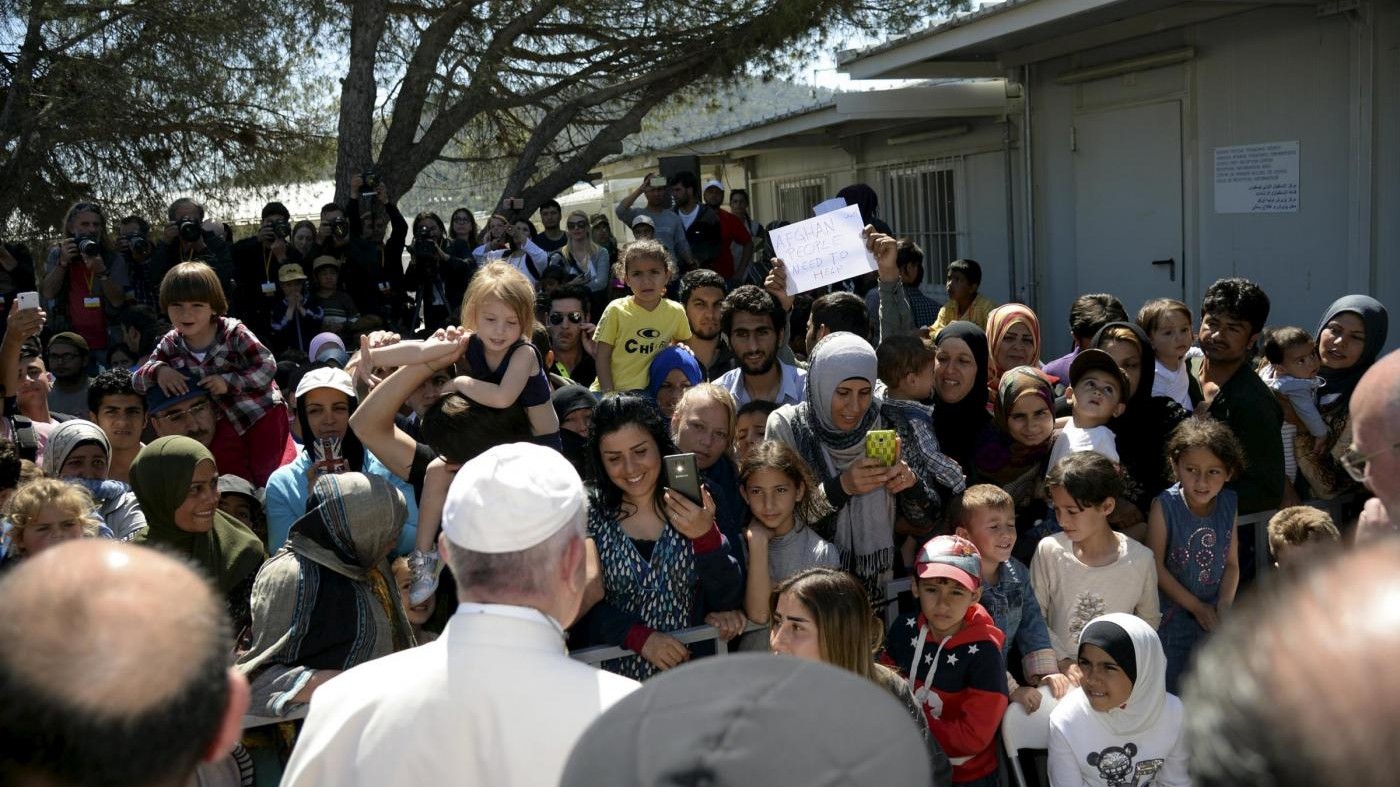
[408,549,440,605]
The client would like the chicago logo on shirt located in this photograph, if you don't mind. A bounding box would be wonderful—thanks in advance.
[624,327,663,354]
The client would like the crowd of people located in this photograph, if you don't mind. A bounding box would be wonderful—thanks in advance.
[0,174,1397,787]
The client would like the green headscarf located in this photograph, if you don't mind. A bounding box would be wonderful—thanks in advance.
[129,436,265,593]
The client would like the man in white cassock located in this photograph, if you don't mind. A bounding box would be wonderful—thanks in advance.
[280,443,640,787]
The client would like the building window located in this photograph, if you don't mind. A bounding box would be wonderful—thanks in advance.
[775,177,827,224]
[880,160,961,286]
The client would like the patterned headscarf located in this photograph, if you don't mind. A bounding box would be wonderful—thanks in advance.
[986,303,1043,392]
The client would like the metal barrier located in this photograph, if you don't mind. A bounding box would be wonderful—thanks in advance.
[571,495,1355,667]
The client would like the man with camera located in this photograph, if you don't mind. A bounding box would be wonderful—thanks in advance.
[150,198,235,298]
[232,201,297,340]
[337,172,408,331]
[40,201,130,364]
[116,215,160,309]
[614,173,693,269]
[405,211,475,335]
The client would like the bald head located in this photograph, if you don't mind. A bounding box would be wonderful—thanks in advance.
[1350,349,1400,510]
[0,541,242,787]
[1186,538,1400,785]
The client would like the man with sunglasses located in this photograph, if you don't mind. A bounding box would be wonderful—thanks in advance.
[545,284,596,388]
[145,368,296,486]
[1351,350,1400,539]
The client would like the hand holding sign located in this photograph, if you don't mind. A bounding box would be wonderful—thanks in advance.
[768,204,878,296]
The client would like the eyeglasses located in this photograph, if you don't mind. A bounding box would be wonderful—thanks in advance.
[1340,442,1400,482]
[151,400,211,425]
[47,352,82,363]
[566,221,589,229]
[549,311,584,326]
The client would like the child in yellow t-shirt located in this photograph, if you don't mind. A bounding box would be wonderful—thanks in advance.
[592,240,692,392]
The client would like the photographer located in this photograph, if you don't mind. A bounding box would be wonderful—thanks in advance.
[149,198,235,298]
[471,213,548,285]
[116,216,160,308]
[232,201,298,339]
[341,172,408,331]
[404,211,475,335]
[40,201,130,364]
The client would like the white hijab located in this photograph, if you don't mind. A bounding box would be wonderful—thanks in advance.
[1071,613,1174,738]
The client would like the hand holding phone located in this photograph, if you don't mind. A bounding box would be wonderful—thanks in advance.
[313,436,349,475]
[864,429,898,467]
[15,291,40,311]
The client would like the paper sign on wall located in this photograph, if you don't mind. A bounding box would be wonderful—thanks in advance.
[1214,141,1299,214]
[769,204,877,296]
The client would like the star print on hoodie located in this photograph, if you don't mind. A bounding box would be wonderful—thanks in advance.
[881,604,1009,784]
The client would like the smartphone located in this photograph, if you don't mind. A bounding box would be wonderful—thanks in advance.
[313,436,348,475]
[648,176,669,188]
[864,429,898,467]
[503,197,525,210]
[15,291,39,311]
[663,452,703,506]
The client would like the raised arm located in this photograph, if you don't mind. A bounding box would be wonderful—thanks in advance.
[348,333,464,480]
[453,343,535,408]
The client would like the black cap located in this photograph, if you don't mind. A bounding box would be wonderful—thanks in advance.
[561,654,932,787]
[1069,348,1131,398]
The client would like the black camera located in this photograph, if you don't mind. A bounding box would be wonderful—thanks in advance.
[73,235,100,258]
[270,220,291,240]
[178,219,202,243]
[123,234,150,256]
[329,217,350,240]
[361,170,380,200]
[413,225,439,258]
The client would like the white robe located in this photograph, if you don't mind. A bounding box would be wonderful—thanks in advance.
[281,605,640,787]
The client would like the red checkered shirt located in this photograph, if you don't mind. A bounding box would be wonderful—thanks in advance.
[132,317,284,436]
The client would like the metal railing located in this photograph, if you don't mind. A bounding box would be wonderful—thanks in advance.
[570,495,1354,667]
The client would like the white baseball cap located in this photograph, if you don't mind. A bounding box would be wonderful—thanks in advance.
[703,179,725,193]
[441,443,585,553]
[294,366,357,400]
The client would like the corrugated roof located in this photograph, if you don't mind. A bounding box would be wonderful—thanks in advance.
[837,0,1032,66]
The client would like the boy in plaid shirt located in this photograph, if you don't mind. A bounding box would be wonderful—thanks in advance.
[133,262,289,485]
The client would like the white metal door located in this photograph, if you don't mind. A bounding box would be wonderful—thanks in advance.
[1072,101,1185,306]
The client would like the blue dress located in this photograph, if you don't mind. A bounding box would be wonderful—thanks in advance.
[1156,483,1236,693]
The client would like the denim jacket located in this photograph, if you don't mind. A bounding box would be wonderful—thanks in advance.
[980,557,1053,658]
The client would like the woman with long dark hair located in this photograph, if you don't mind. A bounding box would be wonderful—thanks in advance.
[580,393,743,680]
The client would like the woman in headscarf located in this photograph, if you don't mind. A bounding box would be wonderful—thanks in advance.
[986,303,1046,396]
[1091,322,1190,521]
[1296,295,1389,499]
[766,332,964,603]
[1048,613,1189,786]
[42,419,146,541]
[931,321,991,470]
[645,344,703,420]
[236,472,413,720]
[971,367,1055,563]
[129,436,266,631]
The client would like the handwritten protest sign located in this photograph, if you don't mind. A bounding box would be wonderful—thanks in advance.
[769,204,877,296]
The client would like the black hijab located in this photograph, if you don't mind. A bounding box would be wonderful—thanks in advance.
[931,321,991,468]
[1315,295,1389,413]
[1092,321,1187,509]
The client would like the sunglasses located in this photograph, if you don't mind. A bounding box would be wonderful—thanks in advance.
[549,311,584,326]
[567,221,589,229]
